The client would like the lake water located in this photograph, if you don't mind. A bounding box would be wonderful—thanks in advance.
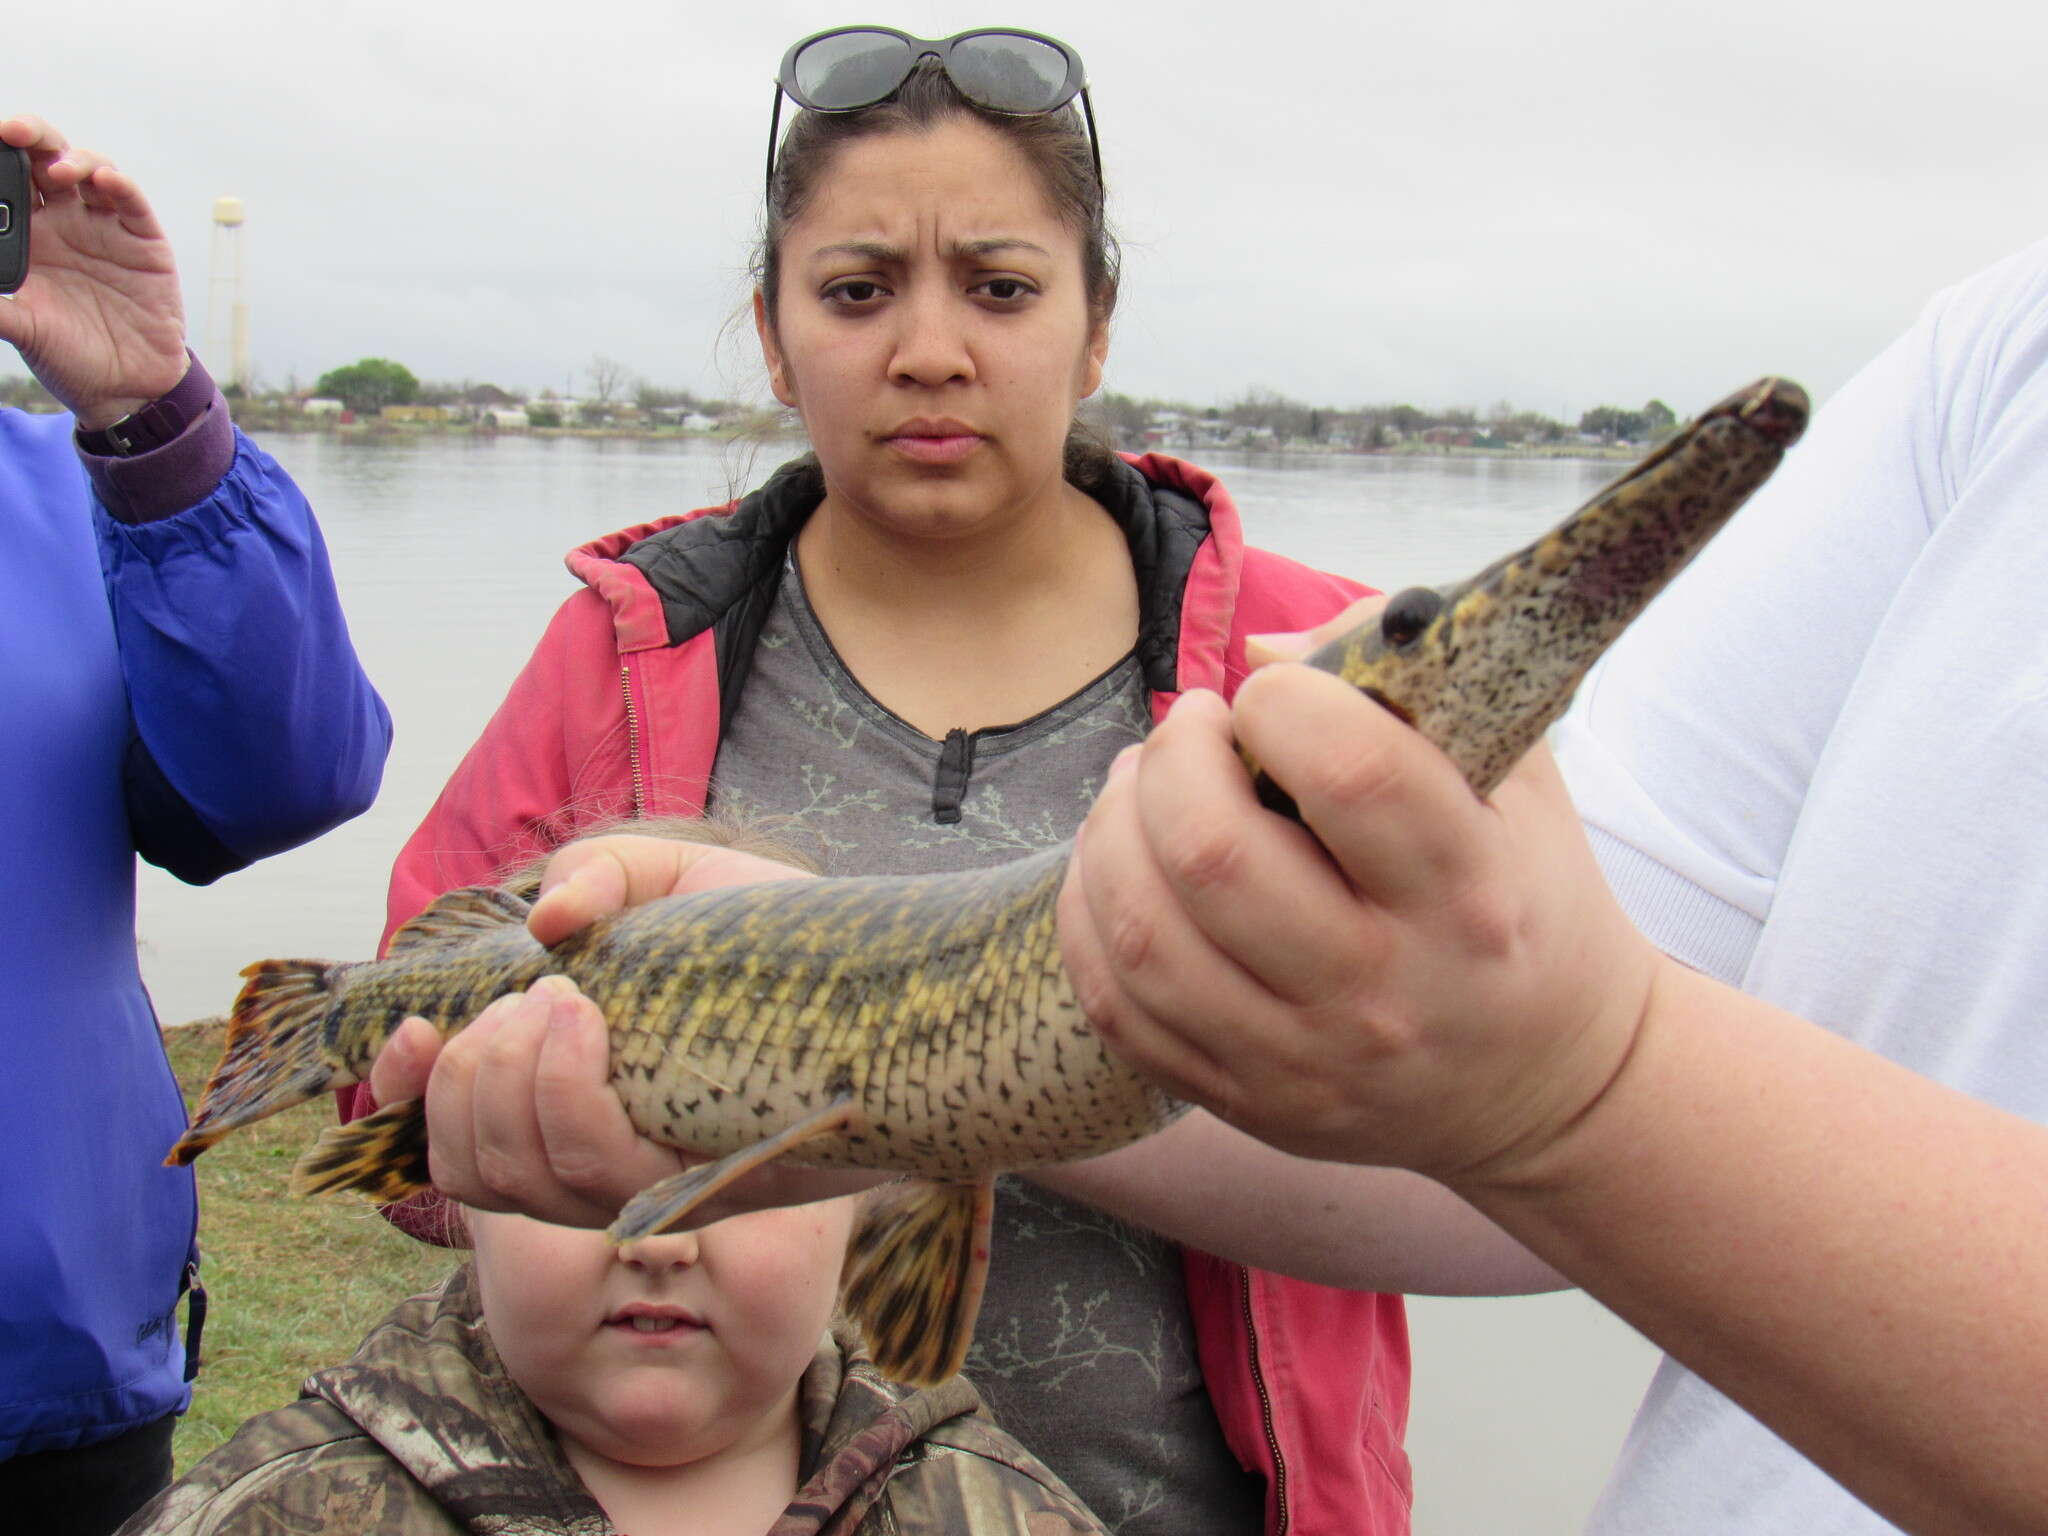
[138,431,1657,1535]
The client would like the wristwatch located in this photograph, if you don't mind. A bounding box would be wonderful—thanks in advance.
[74,354,212,457]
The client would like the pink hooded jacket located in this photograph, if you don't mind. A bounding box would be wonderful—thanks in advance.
[351,452,1413,1534]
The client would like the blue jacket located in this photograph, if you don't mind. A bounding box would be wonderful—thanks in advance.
[0,390,390,1459]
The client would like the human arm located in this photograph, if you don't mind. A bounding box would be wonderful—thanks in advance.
[0,113,389,877]
[1057,667,2048,1536]
[1030,1108,1559,1294]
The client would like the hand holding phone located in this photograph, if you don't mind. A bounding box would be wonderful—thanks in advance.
[0,145,28,294]
[0,118,186,416]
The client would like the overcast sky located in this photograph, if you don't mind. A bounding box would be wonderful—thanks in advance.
[26,0,2048,421]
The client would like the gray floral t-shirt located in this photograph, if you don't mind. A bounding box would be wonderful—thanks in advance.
[708,555,1264,1535]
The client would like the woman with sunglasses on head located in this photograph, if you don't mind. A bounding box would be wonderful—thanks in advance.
[351,29,1456,1536]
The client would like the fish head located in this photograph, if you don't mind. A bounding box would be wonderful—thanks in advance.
[1298,376,1810,798]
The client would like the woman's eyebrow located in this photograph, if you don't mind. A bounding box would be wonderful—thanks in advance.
[807,238,1053,263]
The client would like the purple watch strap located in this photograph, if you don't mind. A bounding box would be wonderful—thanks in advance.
[77,353,237,524]
[75,351,215,456]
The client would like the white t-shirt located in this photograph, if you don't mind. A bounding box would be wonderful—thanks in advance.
[1554,237,2048,1534]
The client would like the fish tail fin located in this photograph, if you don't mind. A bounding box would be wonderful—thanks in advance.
[165,960,351,1165]
[840,1176,994,1388]
[291,1097,431,1202]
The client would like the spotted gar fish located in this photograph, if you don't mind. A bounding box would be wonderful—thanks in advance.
[167,375,1808,1386]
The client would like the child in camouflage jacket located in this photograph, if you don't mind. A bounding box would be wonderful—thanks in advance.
[125,1179,1107,1536]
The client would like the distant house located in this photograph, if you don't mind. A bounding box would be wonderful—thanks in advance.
[479,408,530,432]
[300,397,344,417]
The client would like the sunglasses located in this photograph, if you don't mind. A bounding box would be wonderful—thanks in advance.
[766,26,1101,200]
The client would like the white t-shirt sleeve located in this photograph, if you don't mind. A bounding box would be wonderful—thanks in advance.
[1554,241,2048,988]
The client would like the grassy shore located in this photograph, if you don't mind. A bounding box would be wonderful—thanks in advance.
[163,1020,456,1477]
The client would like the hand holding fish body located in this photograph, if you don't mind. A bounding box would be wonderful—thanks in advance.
[168,377,1809,1386]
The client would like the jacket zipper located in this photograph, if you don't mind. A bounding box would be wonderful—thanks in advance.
[1240,1263,1290,1535]
[619,664,646,818]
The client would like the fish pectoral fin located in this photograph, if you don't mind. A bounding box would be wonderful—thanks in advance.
[841,1176,995,1389]
[385,885,532,956]
[290,1098,431,1202]
[607,1095,861,1243]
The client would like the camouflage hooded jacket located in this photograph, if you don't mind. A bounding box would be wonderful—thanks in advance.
[123,1267,1109,1536]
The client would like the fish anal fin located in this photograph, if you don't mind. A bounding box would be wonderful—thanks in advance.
[386,886,532,956]
[841,1176,994,1388]
[291,1098,431,1202]
[607,1096,861,1243]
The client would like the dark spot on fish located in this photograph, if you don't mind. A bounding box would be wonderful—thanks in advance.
[1380,587,1444,648]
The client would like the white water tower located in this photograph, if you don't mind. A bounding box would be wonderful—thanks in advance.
[207,197,250,391]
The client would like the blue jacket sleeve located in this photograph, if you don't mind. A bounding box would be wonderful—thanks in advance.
[94,427,392,884]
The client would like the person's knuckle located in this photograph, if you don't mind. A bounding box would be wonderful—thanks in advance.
[477,1014,536,1073]
[470,1138,529,1197]
[548,1140,614,1193]
[1436,876,1523,963]
[1158,819,1246,895]
[1104,905,1158,975]
[1069,958,1125,1034]
[1300,734,1408,818]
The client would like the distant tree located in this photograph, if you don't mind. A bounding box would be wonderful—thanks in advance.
[1080,390,1152,449]
[1382,404,1428,438]
[1491,409,1569,446]
[1579,404,1648,443]
[1641,398,1678,441]
[587,354,633,409]
[636,382,701,413]
[526,403,563,428]
[315,358,419,414]
[1229,387,1315,442]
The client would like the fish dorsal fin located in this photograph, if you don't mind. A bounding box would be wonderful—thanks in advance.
[386,886,532,955]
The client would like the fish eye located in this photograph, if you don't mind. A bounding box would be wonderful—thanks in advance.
[1380,587,1444,648]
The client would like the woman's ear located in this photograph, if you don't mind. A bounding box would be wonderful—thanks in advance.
[1079,317,1110,400]
[754,290,797,408]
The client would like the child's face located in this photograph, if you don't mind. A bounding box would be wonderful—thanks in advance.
[469,1197,857,1468]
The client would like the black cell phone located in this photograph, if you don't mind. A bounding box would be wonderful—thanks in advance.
[0,146,29,294]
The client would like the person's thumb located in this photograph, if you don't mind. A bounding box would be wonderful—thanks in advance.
[1247,593,1388,668]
